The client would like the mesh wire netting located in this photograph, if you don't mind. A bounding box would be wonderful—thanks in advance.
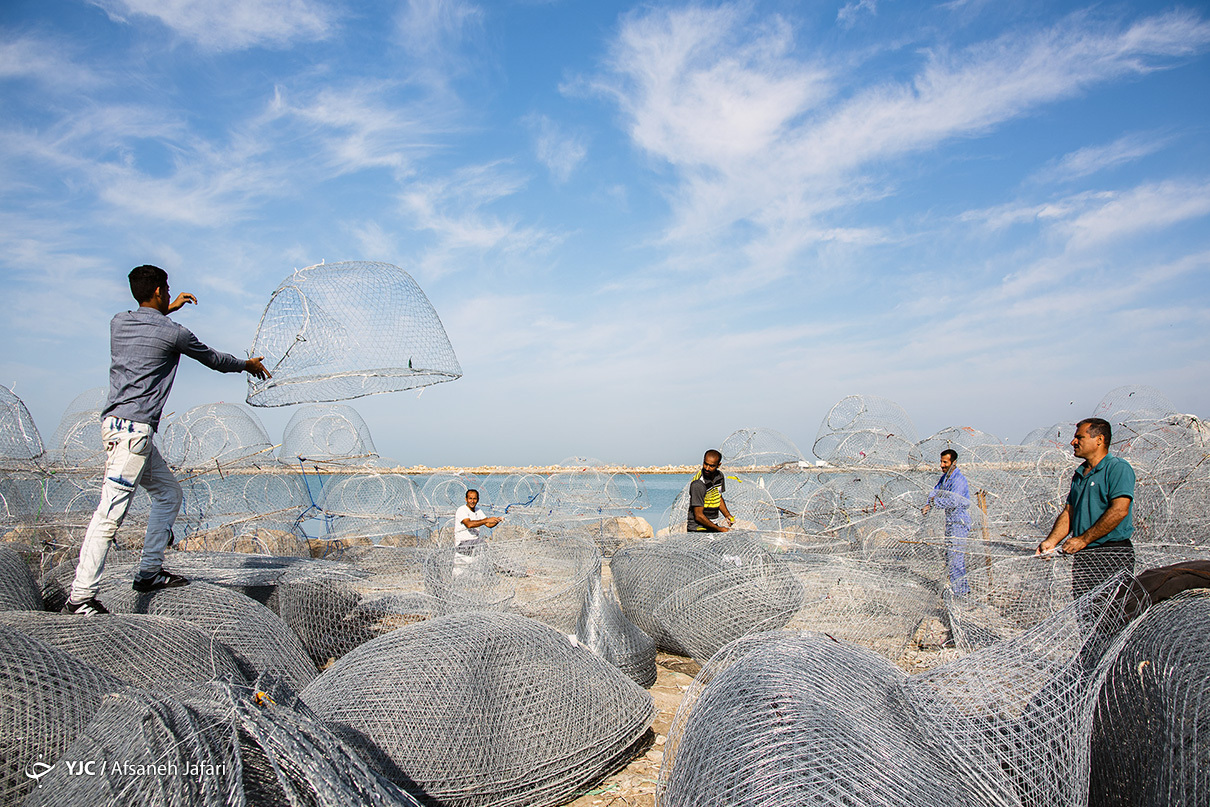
[160,402,276,469]
[45,387,107,468]
[24,681,423,807]
[657,631,956,807]
[0,611,247,689]
[540,466,648,516]
[784,555,936,659]
[276,548,441,667]
[0,543,41,610]
[813,394,921,466]
[2,385,1210,805]
[0,626,126,806]
[299,610,656,807]
[658,574,1143,807]
[97,578,318,693]
[612,530,803,659]
[246,261,461,407]
[719,428,805,468]
[1090,589,1210,807]
[319,472,432,547]
[1092,384,1178,426]
[575,571,657,687]
[279,403,378,463]
[0,385,43,463]
[664,475,781,537]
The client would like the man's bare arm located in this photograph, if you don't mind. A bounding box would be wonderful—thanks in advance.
[1036,504,1072,556]
[692,505,728,532]
[1060,497,1131,554]
[462,515,501,529]
[719,499,735,525]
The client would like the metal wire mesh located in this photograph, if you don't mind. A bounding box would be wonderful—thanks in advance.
[541,466,648,516]
[246,261,461,407]
[665,475,781,536]
[576,571,657,687]
[160,402,276,469]
[277,548,440,668]
[279,403,378,462]
[318,472,433,547]
[657,631,954,807]
[0,385,43,462]
[814,394,921,466]
[24,681,423,807]
[0,543,41,610]
[0,610,247,688]
[658,574,1142,807]
[785,555,936,659]
[0,626,126,806]
[299,610,656,807]
[1092,383,1177,425]
[45,387,107,468]
[719,428,805,468]
[97,578,318,693]
[612,530,803,659]
[1090,589,1210,807]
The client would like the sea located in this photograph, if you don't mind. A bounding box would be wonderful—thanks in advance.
[297,472,693,538]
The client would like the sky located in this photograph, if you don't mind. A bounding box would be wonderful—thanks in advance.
[1,0,1209,468]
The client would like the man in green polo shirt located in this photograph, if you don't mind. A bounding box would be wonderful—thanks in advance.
[1035,417,1135,599]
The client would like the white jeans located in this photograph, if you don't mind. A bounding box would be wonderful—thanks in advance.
[69,417,182,602]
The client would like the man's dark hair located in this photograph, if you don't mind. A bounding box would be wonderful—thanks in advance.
[466,488,479,498]
[129,265,168,303]
[703,449,722,464]
[1077,417,1113,446]
[941,449,958,463]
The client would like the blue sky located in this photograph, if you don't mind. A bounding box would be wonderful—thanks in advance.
[1,0,1208,467]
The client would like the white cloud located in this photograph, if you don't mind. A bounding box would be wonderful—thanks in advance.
[89,0,334,50]
[962,179,1210,255]
[398,162,562,280]
[396,0,483,58]
[837,0,877,29]
[1061,179,1210,251]
[593,5,1210,283]
[1035,132,1173,183]
[602,5,831,168]
[527,115,587,183]
[0,34,103,90]
[394,0,486,89]
[271,81,456,176]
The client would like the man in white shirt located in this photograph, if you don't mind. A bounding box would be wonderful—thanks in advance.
[453,489,500,577]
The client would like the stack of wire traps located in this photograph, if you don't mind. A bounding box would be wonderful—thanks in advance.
[657,574,1144,807]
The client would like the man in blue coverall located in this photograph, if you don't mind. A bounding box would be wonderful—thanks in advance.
[923,449,972,595]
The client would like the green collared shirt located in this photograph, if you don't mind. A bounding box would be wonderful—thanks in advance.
[1067,453,1135,547]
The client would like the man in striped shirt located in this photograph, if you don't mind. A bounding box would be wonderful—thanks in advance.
[62,265,271,615]
[687,449,736,532]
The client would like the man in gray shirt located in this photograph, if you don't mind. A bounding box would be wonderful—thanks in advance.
[63,265,270,615]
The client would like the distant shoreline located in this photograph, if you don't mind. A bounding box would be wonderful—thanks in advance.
[311,464,705,475]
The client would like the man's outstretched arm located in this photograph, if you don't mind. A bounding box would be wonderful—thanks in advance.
[692,505,728,532]
[1059,497,1131,554]
[1036,504,1072,555]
